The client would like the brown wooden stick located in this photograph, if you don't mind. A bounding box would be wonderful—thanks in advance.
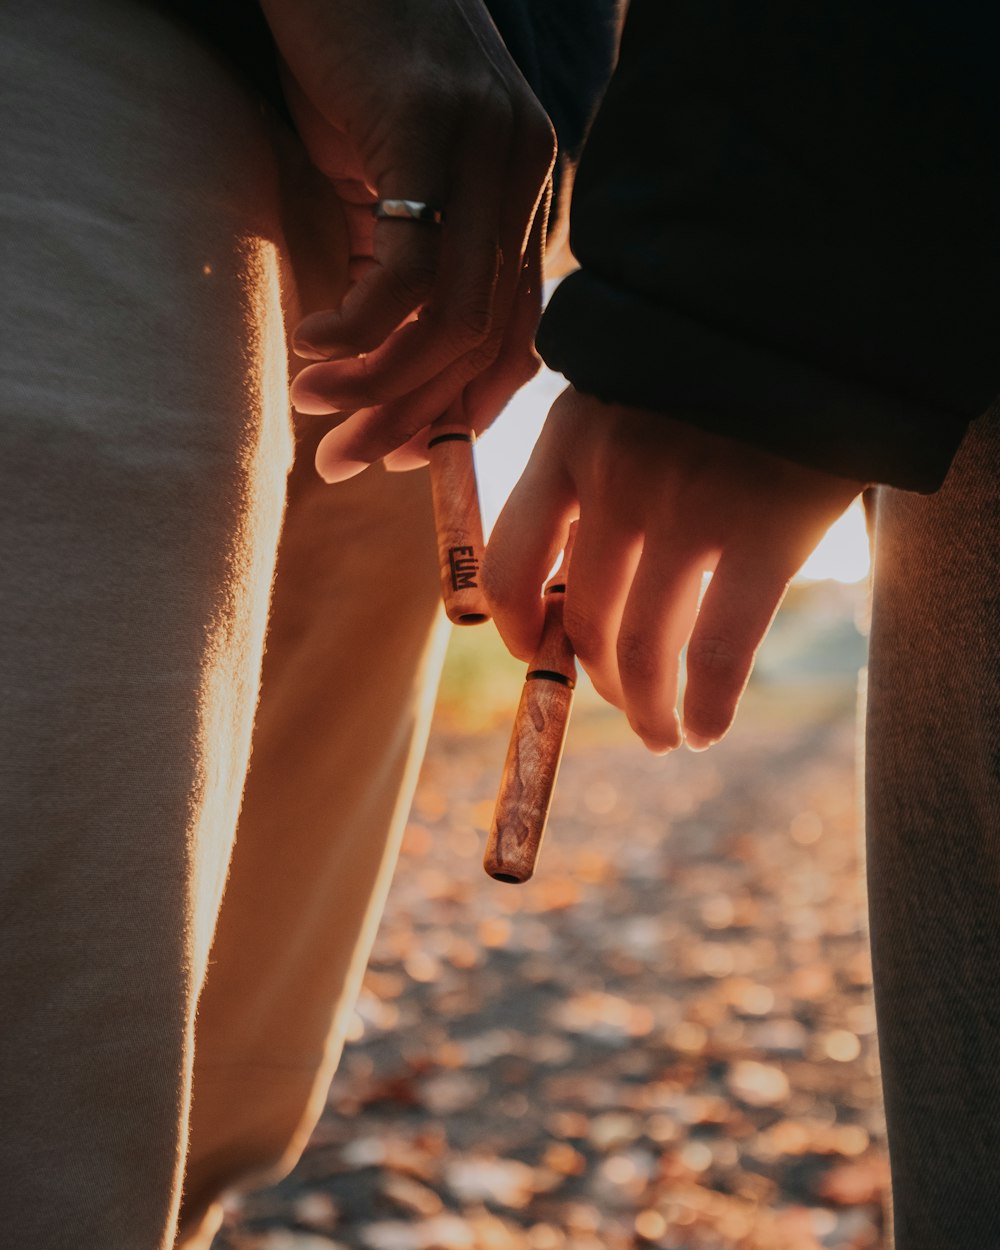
[484,523,578,883]
[427,416,490,625]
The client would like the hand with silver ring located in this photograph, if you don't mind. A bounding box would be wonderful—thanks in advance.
[372,200,445,226]
[257,0,556,481]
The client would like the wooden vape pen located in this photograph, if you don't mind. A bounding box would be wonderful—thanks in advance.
[484,524,578,883]
[427,416,490,625]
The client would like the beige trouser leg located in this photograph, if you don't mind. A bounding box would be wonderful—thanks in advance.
[0,3,445,1247]
[178,436,445,1250]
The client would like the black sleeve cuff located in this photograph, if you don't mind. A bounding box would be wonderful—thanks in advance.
[539,270,972,493]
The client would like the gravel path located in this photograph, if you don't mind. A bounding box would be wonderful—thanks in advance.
[214,591,885,1250]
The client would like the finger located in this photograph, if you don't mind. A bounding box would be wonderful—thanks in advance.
[561,512,643,711]
[314,416,372,485]
[313,226,540,448]
[461,204,545,437]
[288,79,457,359]
[498,111,554,280]
[301,226,542,469]
[482,445,577,662]
[305,341,496,474]
[456,147,551,420]
[332,182,377,257]
[293,97,511,372]
[312,198,544,460]
[682,549,793,750]
[293,216,444,365]
[303,193,378,337]
[292,107,551,413]
[373,202,541,466]
[383,430,431,472]
[617,539,715,754]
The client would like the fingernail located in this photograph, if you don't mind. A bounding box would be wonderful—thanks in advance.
[384,455,429,473]
[644,739,678,757]
[630,715,685,750]
[684,732,715,753]
[634,718,682,756]
[292,341,353,362]
[292,343,331,361]
[317,458,370,484]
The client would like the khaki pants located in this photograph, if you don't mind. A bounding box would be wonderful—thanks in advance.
[0,3,447,1246]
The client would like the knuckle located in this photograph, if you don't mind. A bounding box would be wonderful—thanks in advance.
[477,81,515,131]
[363,413,417,462]
[444,301,493,351]
[457,336,502,381]
[381,420,422,458]
[562,604,606,666]
[413,79,457,114]
[341,324,389,357]
[441,244,503,349]
[384,257,437,309]
[616,631,661,686]
[342,354,383,411]
[395,81,463,133]
[352,334,388,359]
[686,636,744,681]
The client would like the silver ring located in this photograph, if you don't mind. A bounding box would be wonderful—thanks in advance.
[373,199,444,225]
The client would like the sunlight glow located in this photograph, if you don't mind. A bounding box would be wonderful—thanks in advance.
[798,500,870,584]
[475,367,558,535]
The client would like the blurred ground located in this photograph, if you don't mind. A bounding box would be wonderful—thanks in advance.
[213,580,888,1250]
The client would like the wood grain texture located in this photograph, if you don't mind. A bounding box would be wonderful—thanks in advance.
[427,419,490,625]
[485,526,578,883]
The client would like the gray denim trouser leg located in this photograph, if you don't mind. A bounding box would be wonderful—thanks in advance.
[867,405,1000,1248]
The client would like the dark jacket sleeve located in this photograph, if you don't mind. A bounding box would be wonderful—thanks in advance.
[537,0,1000,491]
